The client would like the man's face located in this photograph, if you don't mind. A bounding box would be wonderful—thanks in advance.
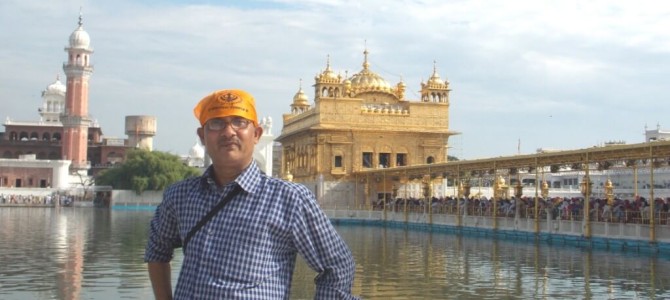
[197,116,263,170]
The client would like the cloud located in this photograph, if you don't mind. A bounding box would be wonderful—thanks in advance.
[1,0,669,158]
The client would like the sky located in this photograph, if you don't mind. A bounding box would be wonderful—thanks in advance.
[1,0,669,160]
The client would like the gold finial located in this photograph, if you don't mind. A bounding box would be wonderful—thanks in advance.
[362,40,370,70]
[325,54,332,71]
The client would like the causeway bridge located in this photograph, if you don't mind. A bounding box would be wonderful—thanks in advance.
[348,141,670,247]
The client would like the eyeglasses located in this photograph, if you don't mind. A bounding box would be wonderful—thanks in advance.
[206,117,252,131]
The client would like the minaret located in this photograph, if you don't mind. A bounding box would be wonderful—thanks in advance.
[420,60,450,103]
[313,55,342,100]
[61,12,94,172]
[290,79,310,114]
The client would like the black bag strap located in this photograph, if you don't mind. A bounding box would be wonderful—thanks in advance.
[182,184,242,254]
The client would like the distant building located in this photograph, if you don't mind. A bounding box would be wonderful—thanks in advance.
[276,50,459,205]
[646,123,670,142]
[184,139,205,168]
[0,13,155,190]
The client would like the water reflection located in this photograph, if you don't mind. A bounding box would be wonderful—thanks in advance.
[327,224,670,299]
[1,208,669,299]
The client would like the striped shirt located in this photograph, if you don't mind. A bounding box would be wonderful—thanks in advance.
[144,161,358,299]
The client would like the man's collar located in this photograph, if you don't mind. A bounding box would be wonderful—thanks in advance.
[200,161,261,193]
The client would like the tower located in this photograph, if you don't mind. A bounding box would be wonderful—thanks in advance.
[420,61,451,104]
[125,115,157,151]
[313,55,343,100]
[290,80,310,114]
[61,12,94,172]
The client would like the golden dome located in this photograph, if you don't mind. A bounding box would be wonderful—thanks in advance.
[347,49,393,93]
[397,77,406,88]
[292,81,309,106]
[290,79,310,114]
[425,61,449,89]
[315,55,341,83]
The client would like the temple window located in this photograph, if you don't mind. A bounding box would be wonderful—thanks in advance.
[379,153,390,168]
[362,152,373,168]
[334,155,343,168]
[396,153,407,166]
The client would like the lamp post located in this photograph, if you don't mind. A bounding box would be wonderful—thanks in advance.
[604,178,614,206]
[514,181,523,199]
[463,181,471,198]
[456,181,463,217]
[493,175,506,230]
[423,175,432,223]
[463,180,471,217]
[580,175,592,198]
[392,184,398,213]
[513,179,522,217]
[541,181,549,199]
[580,173,593,238]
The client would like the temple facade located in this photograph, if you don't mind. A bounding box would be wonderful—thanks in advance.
[276,49,458,206]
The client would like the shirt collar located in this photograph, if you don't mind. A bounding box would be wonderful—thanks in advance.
[200,160,262,194]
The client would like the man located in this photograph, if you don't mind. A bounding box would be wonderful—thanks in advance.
[145,89,358,299]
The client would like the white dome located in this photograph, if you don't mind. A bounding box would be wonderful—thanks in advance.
[69,14,90,49]
[45,77,66,95]
[69,25,90,49]
[188,141,205,159]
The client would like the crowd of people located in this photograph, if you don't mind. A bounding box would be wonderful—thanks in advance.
[374,195,670,225]
[0,193,74,206]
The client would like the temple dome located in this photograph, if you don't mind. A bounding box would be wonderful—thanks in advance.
[347,49,393,92]
[349,69,391,90]
[293,87,309,106]
[427,71,444,86]
[424,62,449,89]
[69,15,90,49]
[188,141,205,159]
[315,55,340,83]
[45,76,66,95]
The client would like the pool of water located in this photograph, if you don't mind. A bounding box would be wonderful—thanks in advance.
[1,207,669,299]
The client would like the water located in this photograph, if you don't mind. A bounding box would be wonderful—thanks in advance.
[1,207,669,299]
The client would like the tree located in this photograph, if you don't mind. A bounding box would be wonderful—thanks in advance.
[447,155,459,162]
[96,149,201,194]
[73,172,95,201]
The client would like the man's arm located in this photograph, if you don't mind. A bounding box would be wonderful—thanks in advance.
[290,187,358,299]
[145,188,182,300]
[148,262,173,300]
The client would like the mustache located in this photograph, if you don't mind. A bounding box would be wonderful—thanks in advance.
[216,137,241,146]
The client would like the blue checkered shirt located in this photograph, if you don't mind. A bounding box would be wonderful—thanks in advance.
[145,161,358,299]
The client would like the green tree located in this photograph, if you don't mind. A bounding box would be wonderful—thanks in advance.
[96,149,201,194]
[447,155,459,162]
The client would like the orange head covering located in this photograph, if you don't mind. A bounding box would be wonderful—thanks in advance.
[193,89,258,126]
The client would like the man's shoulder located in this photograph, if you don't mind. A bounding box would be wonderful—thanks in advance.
[164,175,202,196]
[260,176,312,197]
